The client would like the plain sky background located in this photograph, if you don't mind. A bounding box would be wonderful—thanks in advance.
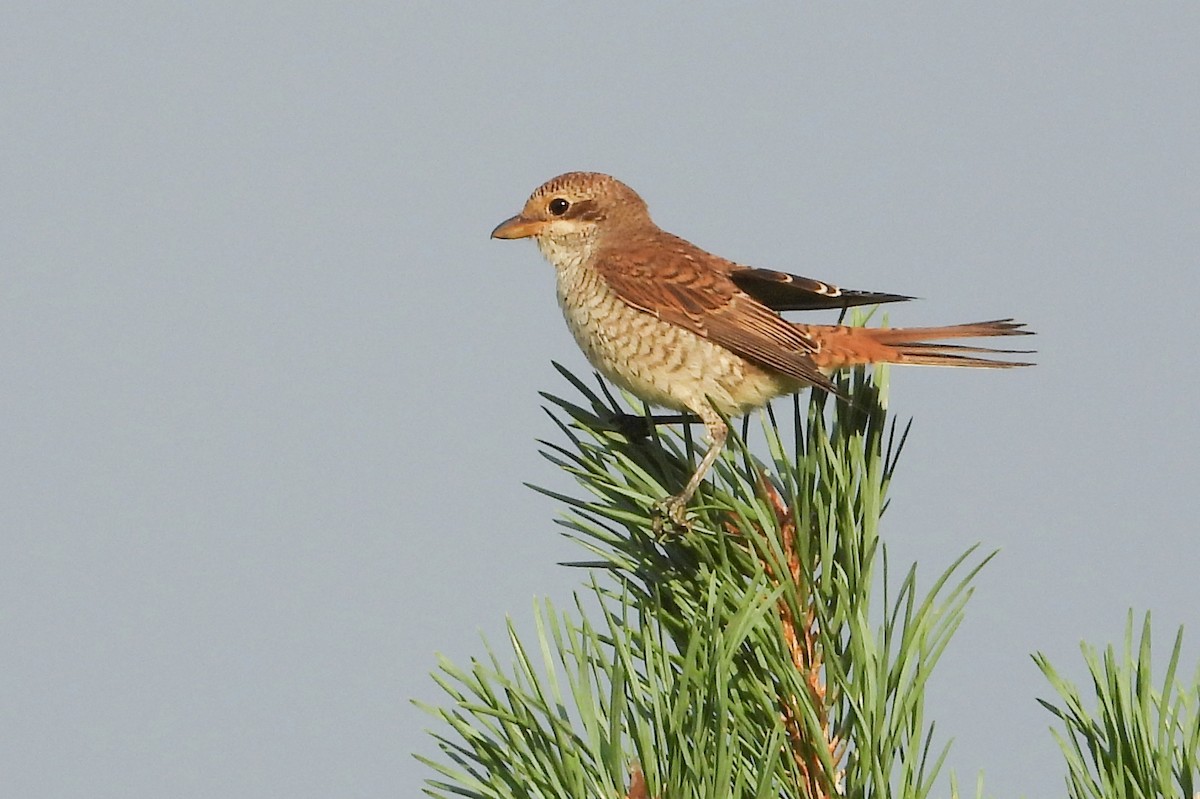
[2,3,1198,797]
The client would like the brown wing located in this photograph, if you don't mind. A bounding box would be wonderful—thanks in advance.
[730,267,913,312]
[592,236,837,392]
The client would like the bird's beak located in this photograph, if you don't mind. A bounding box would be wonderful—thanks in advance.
[490,214,543,240]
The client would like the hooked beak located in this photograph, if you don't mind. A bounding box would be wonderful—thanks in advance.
[490,214,544,240]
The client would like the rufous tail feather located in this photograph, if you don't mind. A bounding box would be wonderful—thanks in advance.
[810,319,1035,369]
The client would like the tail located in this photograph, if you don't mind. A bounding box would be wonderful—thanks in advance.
[808,318,1035,369]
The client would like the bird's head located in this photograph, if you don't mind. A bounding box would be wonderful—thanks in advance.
[491,172,652,256]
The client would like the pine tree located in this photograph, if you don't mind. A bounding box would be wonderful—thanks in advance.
[416,356,1199,798]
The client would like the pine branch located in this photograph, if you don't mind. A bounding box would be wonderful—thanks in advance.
[1035,612,1200,799]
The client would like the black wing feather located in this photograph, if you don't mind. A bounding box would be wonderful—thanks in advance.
[730,267,913,312]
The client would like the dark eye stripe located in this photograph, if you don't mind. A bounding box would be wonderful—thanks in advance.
[564,199,601,221]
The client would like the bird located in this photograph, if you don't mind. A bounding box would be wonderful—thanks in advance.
[491,171,1032,525]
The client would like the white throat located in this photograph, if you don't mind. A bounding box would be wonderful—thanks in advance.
[535,231,595,274]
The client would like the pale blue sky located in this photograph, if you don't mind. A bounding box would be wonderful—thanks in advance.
[2,3,1198,797]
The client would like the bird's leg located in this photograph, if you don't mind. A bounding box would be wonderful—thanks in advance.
[655,409,729,532]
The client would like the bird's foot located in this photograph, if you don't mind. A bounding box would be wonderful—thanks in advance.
[651,495,692,536]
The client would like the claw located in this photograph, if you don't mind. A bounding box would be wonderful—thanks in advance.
[652,495,692,535]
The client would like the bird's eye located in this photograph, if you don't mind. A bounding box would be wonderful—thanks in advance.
[548,198,570,216]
